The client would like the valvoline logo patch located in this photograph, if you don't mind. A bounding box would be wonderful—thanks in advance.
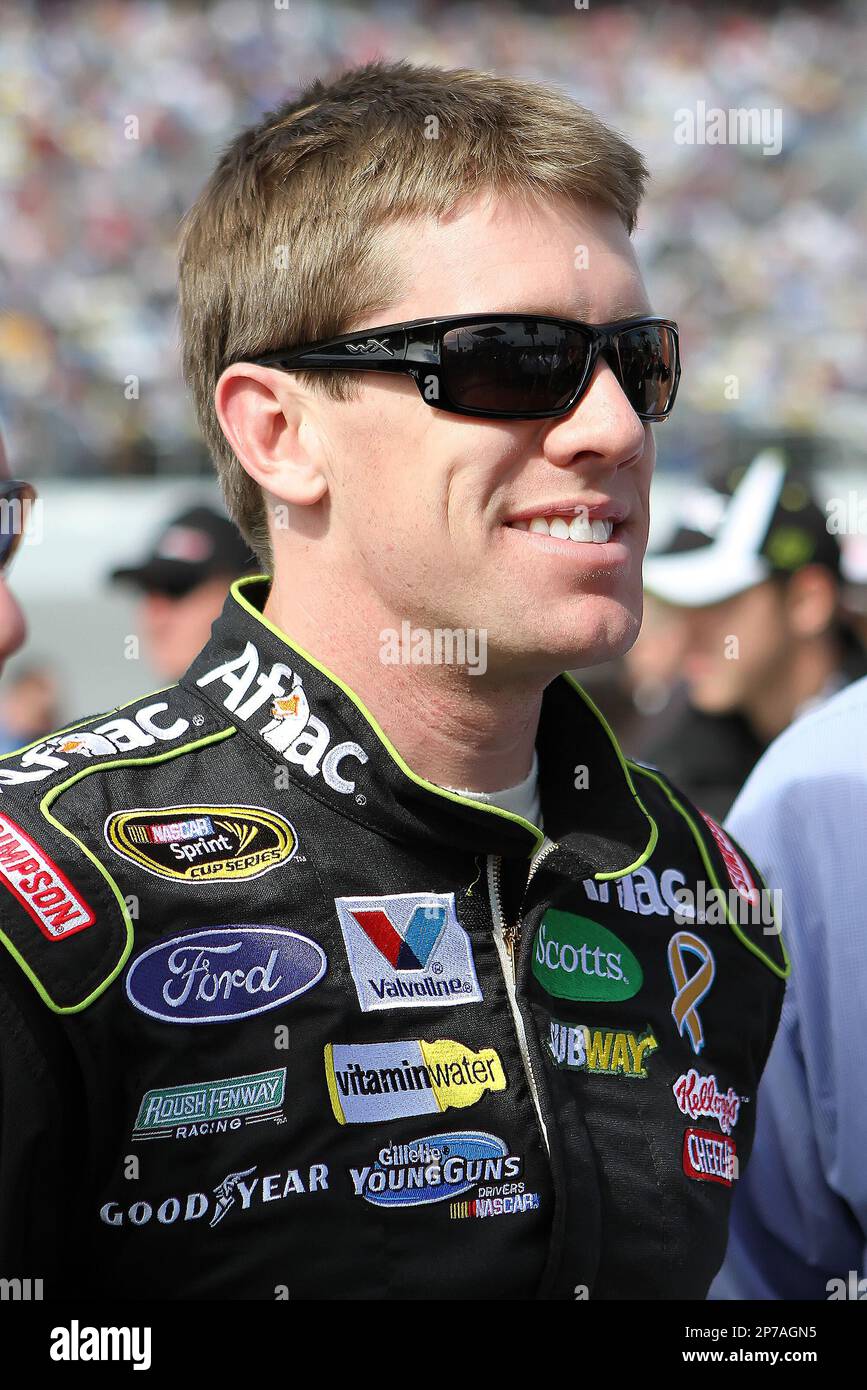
[125,926,327,1024]
[335,892,482,1011]
[350,1131,516,1207]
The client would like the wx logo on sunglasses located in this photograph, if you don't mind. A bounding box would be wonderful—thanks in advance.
[345,338,395,356]
[335,891,483,1011]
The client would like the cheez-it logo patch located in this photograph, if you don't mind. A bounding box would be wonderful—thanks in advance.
[0,812,95,940]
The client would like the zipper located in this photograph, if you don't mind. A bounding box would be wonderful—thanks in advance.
[487,848,555,1156]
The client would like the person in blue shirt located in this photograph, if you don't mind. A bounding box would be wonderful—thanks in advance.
[711,673,867,1299]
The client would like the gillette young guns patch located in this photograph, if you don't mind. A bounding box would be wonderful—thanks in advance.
[335,892,482,1011]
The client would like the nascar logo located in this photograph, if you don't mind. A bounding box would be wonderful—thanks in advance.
[104,805,297,882]
[0,813,94,940]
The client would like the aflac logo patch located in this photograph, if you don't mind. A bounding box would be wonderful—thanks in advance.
[335,892,482,1012]
[126,926,326,1024]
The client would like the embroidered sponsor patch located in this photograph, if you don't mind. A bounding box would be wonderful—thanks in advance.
[324,1039,506,1124]
[349,1131,519,1207]
[668,931,716,1055]
[0,703,191,786]
[0,812,95,940]
[672,1068,742,1135]
[335,892,482,1011]
[125,926,326,1024]
[682,1127,737,1186]
[105,805,297,882]
[531,910,642,1002]
[99,1161,329,1230]
[699,811,760,906]
[196,642,368,795]
[546,1018,658,1078]
[133,1067,287,1140]
[449,1191,541,1220]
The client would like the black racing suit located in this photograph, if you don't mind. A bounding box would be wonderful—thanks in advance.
[0,577,787,1299]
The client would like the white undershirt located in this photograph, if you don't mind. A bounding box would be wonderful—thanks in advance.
[440,749,543,830]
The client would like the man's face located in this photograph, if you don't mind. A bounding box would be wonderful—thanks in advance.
[305,192,655,678]
[678,581,789,714]
[139,575,233,680]
[0,439,27,677]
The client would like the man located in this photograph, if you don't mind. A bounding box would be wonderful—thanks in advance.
[0,664,59,754]
[711,674,867,1298]
[0,433,32,678]
[639,449,865,815]
[0,60,786,1300]
[110,503,256,679]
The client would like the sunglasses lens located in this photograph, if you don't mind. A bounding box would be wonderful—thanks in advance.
[616,323,679,419]
[441,320,591,415]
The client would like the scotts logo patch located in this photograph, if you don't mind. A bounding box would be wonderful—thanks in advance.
[699,811,760,906]
[104,805,297,882]
[196,642,368,796]
[0,813,95,940]
[349,1131,519,1207]
[335,892,482,1012]
[682,1127,737,1186]
[0,703,190,787]
[125,926,326,1024]
[531,910,642,1002]
[546,1018,657,1078]
[324,1039,506,1125]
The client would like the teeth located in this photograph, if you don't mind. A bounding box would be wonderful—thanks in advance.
[516,516,614,544]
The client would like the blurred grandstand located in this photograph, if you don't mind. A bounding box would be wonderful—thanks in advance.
[1,0,866,712]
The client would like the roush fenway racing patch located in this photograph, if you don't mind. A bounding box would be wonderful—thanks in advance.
[0,812,95,940]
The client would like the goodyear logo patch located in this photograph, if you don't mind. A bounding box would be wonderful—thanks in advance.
[324,1039,506,1124]
[546,1018,658,1078]
[104,805,297,882]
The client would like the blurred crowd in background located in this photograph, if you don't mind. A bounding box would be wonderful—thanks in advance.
[2,0,867,480]
[2,0,867,824]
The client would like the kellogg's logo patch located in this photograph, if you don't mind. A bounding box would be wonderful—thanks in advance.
[105,805,297,882]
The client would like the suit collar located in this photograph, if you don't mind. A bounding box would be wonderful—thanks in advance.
[182,576,656,868]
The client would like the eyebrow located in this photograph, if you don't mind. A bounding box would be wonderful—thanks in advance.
[490,302,654,322]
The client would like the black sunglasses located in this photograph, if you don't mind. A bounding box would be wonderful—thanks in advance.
[0,480,37,574]
[246,313,681,422]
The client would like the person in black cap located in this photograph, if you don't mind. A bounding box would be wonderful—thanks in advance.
[631,449,866,816]
[110,504,256,679]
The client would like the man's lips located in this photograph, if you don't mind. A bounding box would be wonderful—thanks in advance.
[502,499,629,526]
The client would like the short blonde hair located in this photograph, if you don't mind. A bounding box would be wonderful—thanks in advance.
[178,58,648,567]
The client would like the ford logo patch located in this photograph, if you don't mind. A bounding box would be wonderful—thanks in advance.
[125,926,327,1024]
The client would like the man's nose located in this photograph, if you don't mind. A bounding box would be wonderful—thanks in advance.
[545,357,649,468]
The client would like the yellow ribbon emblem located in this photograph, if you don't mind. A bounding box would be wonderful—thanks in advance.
[668,931,715,1055]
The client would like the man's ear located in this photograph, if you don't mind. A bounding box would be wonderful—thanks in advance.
[214,363,327,506]
[785,564,839,638]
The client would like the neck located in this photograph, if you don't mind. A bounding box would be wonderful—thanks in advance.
[743,636,839,742]
[262,575,543,791]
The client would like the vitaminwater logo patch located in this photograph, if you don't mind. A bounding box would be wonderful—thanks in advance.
[324,1039,506,1123]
